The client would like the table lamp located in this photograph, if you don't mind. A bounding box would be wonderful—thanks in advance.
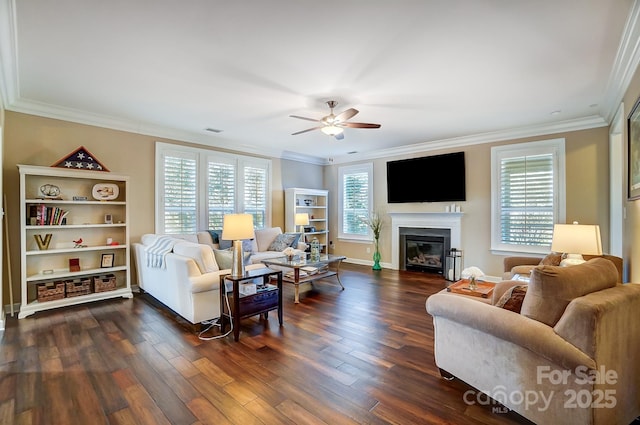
[222,213,254,278]
[550,222,602,266]
[295,213,309,233]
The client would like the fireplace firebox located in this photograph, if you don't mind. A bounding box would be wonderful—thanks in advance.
[399,227,451,274]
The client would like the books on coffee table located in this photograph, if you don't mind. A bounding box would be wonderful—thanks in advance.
[300,266,318,275]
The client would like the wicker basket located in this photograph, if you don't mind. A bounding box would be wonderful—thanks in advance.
[37,281,65,302]
[93,274,117,293]
[65,278,92,297]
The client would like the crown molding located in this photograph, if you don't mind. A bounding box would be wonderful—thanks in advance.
[601,0,640,123]
[8,97,322,162]
[328,115,608,165]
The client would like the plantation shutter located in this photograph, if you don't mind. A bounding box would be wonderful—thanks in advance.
[207,161,236,230]
[163,154,197,234]
[244,166,268,228]
[500,154,554,246]
[342,171,370,235]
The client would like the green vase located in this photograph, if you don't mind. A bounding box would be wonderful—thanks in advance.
[372,238,382,270]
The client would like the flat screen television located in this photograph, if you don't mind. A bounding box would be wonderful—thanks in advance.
[386,152,466,203]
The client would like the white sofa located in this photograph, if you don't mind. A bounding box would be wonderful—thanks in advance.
[133,227,304,324]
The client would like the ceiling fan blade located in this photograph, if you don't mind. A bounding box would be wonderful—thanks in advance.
[340,122,381,129]
[292,126,322,135]
[335,108,359,122]
[289,115,321,122]
[335,133,345,141]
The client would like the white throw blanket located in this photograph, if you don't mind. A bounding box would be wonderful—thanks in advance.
[145,236,178,269]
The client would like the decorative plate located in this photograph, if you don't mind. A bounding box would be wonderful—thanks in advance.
[39,184,61,198]
[92,183,119,200]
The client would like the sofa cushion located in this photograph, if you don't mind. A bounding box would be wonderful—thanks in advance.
[173,241,219,273]
[521,258,618,326]
[255,227,282,251]
[495,284,528,313]
[213,248,252,269]
[268,233,298,251]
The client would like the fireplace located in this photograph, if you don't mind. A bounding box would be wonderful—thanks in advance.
[399,227,451,274]
[389,212,462,271]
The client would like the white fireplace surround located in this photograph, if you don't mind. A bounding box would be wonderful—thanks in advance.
[389,212,463,270]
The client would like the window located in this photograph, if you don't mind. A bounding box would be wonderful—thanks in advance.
[161,150,198,234]
[339,163,373,240]
[243,164,268,228]
[491,139,565,254]
[156,143,271,234]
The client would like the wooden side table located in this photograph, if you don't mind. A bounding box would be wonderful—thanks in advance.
[219,267,283,341]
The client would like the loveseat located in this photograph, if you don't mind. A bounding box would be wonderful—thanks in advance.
[133,227,305,324]
[426,258,640,425]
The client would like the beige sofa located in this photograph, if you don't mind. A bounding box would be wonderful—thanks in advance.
[426,258,640,425]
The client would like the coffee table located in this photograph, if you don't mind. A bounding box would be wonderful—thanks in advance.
[261,254,347,303]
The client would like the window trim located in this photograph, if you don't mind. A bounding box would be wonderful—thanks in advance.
[338,162,374,241]
[155,142,271,234]
[490,138,566,255]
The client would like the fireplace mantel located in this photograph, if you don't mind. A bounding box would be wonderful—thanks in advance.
[389,212,463,270]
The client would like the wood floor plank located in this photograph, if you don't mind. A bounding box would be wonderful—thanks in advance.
[276,399,330,425]
[121,384,172,425]
[1,264,539,424]
[186,396,234,425]
[188,374,262,425]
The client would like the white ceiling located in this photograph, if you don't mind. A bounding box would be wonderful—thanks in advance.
[1,0,639,164]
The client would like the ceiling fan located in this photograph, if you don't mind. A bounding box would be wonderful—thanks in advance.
[290,100,381,140]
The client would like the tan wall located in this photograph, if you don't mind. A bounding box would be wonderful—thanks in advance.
[326,126,610,277]
[623,65,640,282]
[2,111,323,305]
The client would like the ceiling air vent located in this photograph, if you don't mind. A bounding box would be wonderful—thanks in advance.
[205,127,223,133]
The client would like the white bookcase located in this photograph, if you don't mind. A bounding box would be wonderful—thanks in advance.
[285,188,329,252]
[18,164,133,319]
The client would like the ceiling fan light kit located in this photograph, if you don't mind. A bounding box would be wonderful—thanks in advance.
[321,125,343,136]
[290,100,381,139]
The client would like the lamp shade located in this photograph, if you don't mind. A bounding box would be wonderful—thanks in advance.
[221,214,254,241]
[551,223,602,255]
[295,213,310,226]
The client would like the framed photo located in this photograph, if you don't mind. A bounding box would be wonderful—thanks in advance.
[101,253,115,268]
[104,213,113,224]
[628,96,640,200]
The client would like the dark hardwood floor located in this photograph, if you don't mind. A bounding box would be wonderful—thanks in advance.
[0,264,534,425]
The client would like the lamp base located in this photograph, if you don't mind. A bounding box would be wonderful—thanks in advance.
[560,253,586,267]
[230,240,245,278]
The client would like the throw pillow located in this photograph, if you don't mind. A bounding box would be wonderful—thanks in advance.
[495,285,528,313]
[285,232,302,248]
[219,238,255,253]
[207,229,221,244]
[213,248,252,270]
[268,233,297,251]
[539,252,562,266]
[521,258,618,326]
